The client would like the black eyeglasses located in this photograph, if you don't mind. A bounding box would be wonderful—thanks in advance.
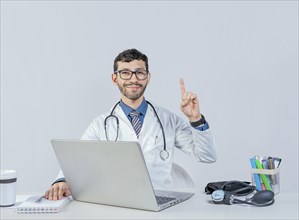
[115,69,149,80]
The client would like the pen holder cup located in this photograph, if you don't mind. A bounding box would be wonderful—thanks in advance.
[251,168,280,194]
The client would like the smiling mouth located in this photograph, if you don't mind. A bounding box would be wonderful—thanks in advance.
[125,84,142,89]
[128,86,140,89]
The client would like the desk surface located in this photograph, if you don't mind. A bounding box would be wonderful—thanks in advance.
[1,189,298,220]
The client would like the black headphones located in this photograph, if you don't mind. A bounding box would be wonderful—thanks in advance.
[211,181,275,207]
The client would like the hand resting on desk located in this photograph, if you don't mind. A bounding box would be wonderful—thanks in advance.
[44,182,71,200]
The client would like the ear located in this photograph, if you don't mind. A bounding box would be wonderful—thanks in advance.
[111,73,118,85]
[147,72,151,84]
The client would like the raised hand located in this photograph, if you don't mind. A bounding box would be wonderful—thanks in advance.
[180,78,201,122]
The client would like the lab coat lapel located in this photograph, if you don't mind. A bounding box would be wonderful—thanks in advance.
[139,105,160,143]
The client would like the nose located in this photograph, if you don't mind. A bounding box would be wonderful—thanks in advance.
[129,72,139,81]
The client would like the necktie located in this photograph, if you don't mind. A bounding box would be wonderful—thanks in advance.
[129,110,142,137]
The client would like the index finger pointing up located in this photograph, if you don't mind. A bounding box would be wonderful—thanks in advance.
[180,78,186,97]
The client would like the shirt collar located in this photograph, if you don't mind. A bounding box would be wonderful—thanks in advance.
[119,99,148,117]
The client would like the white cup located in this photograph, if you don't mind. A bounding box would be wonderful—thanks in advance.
[0,170,17,207]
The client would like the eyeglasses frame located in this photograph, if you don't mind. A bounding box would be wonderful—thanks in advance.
[114,69,149,80]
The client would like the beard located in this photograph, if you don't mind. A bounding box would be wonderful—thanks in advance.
[117,82,147,101]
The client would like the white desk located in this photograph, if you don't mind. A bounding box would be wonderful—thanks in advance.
[1,189,298,219]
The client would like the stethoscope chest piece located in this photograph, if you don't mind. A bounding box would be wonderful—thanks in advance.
[160,149,169,160]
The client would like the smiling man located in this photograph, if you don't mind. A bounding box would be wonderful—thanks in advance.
[45,48,217,200]
[113,59,149,108]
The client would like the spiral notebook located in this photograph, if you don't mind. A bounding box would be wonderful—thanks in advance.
[17,195,71,214]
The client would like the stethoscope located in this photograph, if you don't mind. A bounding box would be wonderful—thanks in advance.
[104,100,169,160]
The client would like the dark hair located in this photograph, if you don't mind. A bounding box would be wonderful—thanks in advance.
[113,48,149,72]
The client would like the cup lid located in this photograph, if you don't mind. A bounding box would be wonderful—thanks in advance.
[0,170,17,180]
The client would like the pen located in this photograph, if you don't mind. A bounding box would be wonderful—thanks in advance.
[35,196,45,203]
[268,157,277,185]
[261,157,272,186]
[276,157,282,168]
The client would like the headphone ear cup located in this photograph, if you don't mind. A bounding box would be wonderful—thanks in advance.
[211,190,225,204]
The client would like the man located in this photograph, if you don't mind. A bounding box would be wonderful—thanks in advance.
[45,48,216,200]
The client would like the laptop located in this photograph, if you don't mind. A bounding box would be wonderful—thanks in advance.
[51,139,195,212]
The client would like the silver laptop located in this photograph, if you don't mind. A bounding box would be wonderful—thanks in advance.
[51,139,194,212]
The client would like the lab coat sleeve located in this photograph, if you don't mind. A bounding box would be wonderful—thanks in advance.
[80,117,103,140]
[174,114,217,163]
[55,170,65,181]
[192,128,217,162]
[51,170,66,185]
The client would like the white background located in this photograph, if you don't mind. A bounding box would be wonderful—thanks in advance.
[1,1,298,194]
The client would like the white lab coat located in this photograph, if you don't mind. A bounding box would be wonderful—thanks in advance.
[56,102,217,190]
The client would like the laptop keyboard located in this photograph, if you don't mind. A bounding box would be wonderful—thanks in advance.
[155,196,176,205]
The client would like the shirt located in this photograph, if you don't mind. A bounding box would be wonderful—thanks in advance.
[119,99,209,131]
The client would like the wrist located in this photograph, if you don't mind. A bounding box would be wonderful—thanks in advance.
[51,178,66,186]
[188,113,202,122]
[189,114,206,127]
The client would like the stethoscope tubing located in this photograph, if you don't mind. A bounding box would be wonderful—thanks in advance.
[104,101,120,142]
[104,100,168,160]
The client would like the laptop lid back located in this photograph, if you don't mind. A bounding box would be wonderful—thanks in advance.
[51,139,159,211]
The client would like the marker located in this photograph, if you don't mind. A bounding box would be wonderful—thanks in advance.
[255,159,272,191]
[261,157,272,186]
[250,158,262,191]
